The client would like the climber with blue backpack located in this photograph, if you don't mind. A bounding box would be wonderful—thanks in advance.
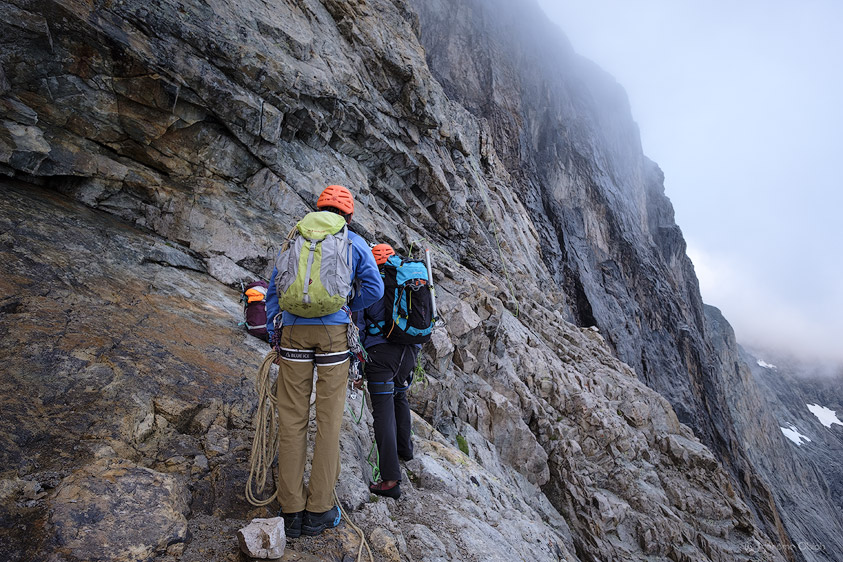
[264,185,383,538]
[354,243,436,499]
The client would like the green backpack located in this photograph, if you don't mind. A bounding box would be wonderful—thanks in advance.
[274,212,354,318]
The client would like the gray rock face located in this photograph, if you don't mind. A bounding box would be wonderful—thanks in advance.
[411,0,710,463]
[741,343,843,561]
[703,306,843,561]
[0,182,784,562]
[411,2,843,558]
[48,460,190,561]
[0,0,835,559]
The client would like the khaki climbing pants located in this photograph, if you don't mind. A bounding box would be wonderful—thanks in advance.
[275,323,349,513]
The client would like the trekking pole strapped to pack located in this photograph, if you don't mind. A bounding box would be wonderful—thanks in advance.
[424,247,438,325]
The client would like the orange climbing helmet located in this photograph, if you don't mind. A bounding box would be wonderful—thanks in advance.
[372,243,396,266]
[316,184,354,218]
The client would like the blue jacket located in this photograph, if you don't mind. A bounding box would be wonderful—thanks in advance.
[265,224,383,339]
[356,293,390,349]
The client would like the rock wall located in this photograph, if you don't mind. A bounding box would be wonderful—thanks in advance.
[740,343,843,561]
[703,307,843,561]
[410,1,843,558]
[411,0,703,411]
[0,0,837,560]
[1,180,782,561]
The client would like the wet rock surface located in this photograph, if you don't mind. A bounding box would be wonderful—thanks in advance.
[1,0,839,559]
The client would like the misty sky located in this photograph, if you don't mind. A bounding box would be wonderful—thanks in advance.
[536,0,843,362]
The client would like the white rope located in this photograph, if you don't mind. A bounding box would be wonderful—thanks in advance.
[335,489,374,562]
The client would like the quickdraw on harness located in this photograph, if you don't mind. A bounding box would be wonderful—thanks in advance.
[344,305,367,400]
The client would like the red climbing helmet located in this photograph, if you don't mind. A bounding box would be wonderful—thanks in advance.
[316,184,354,220]
[371,243,396,266]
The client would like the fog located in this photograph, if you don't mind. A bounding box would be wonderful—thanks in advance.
[536,0,843,363]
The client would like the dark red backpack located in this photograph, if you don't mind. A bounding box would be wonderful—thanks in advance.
[241,280,269,341]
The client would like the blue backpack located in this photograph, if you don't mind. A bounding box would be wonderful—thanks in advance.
[368,255,434,344]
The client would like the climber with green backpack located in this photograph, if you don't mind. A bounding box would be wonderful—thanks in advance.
[264,185,383,538]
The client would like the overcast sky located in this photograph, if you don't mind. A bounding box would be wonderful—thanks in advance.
[536,0,843,362]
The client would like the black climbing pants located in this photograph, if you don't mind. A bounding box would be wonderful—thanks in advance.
[365,343,419,482]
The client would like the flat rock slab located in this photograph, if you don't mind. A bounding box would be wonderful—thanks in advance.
[48,459,189,561]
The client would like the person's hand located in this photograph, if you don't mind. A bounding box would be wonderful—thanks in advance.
[352,377,365,390]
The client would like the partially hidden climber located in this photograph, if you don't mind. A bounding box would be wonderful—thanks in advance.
[241,279,270,341]
[265,185,383,537]
[354,243,433,499]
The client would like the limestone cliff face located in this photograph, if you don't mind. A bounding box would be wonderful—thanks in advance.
[410,2,843,559]
[742,343,843,560]
[0,182,781,561]
[412,0,709,461]
[0,0,833,560]
[704,307,843,561]
[744,349,843,513]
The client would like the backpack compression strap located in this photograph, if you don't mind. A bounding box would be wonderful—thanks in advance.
[301,239,318,305]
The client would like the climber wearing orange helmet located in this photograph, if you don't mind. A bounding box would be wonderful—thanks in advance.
[265,185,383,537]
[353,243,420,500]
[371,243,396,266]
[316,184,355,222]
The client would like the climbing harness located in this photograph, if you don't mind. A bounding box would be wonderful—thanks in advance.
[246,312,369,506]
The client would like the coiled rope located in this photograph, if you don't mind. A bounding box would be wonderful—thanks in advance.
[245,350,280,507]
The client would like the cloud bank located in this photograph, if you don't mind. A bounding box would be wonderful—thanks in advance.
[688,244,843,363]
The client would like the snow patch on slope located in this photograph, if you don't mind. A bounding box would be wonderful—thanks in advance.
[780,424,811,445]
[807,403,843,428]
